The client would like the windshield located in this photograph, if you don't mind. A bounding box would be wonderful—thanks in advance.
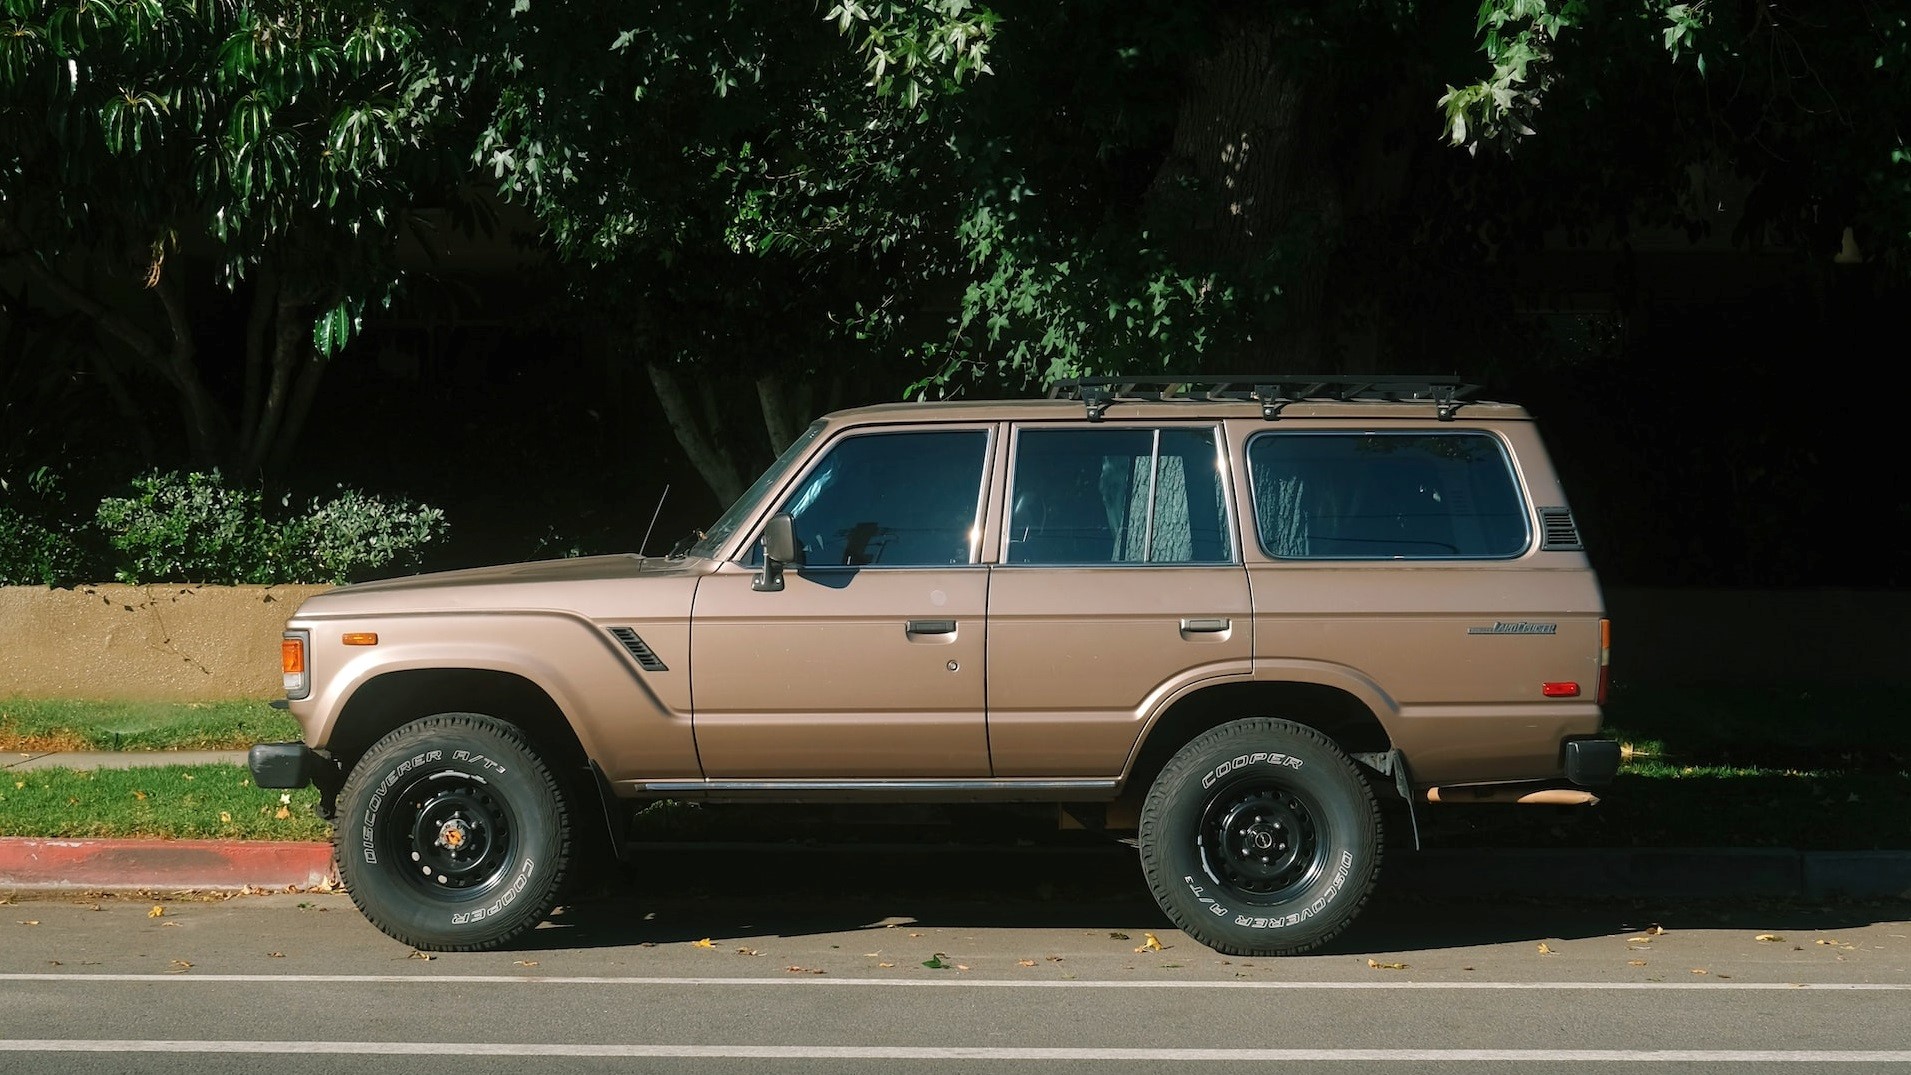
[680,419,828,560]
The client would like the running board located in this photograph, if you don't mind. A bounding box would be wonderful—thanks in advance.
[1425,785,1601,806]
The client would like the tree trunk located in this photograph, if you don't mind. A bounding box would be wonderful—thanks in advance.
[1149,20,1342,368]
[647,360,750,507]
[264,343,328,476]
[754,371,814,455]
[240,286,316,477]
[150,267,228,465]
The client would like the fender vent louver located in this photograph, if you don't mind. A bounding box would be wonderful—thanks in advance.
[608,627,669,672]
[1537,506,1583,551]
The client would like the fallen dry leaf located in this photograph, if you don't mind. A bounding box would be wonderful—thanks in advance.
[1627,960,1647,967]
[1627,936,1654,944]
[1134,933,1164,953]
[1017,959,1036,967]
[408,950,435,961]
[312,875,339,893]
[275,805,292,820]
[219,812,232,824]
[515,960,539,967]
[785,965,825,975]
[1690,968,1708,975]
[170,960,192,971]
[1756,934,1783,943]
[147,906,165,919]
[1647,925,1666,935]
[1536,943,1554,955]
[735,948,760,957]
[1815,938,1841,946]
[133,790,147,801]
[1046,955,1064,962]
[691,938,715,949]
[268,952,284,958]
[1367,959,1409,971]
[1108,932,1131,941]
[18,920,38,926]
[877,962,895,968]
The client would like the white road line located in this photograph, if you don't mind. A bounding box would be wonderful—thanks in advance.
[2,1041,1911,1061]
[0,973,1907,990]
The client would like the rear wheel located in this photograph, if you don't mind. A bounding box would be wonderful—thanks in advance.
[334,713,573,951]
[1137,718,1381,956]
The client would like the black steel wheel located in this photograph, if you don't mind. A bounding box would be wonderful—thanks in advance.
[1138,718,1381,956]
[334,713,573,951]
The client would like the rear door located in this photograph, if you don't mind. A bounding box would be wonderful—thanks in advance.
[986,423,1252,777]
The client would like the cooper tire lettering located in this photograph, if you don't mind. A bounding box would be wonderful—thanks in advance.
[1139,718,1382,956]
[333,712,574,953]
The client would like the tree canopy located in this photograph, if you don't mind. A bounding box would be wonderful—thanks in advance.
[1,0,467,475]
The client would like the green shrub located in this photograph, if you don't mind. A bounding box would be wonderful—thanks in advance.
[94,470,447,585]
[300,486,448,582]
[94,470,288,584]
[0,468,90,586]
[0,502,86,585]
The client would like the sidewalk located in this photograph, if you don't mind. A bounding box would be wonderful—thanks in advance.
[4,749,248,771]
[4,751,1911,901]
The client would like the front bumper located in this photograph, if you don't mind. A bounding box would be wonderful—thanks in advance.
[248,742,344,818]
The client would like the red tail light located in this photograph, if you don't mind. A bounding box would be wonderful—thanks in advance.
[1596,617,1611,706]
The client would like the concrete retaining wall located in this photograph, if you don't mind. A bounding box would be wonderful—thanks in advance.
[0,583,1901,700]
[0,584,332,701]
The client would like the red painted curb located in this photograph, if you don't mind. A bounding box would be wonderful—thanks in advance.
[0,837,335,891]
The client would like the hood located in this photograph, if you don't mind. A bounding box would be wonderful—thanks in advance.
[292,553,713,618]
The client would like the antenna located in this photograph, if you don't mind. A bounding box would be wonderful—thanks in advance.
[639,484,670,556]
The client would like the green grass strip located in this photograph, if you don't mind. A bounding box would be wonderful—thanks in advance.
[0,699,300,752]
[0,764,330,841]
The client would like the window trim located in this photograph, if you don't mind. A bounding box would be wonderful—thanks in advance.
[1244,428,1532,562]
[999,422,1239,567]
[737,423,997,570]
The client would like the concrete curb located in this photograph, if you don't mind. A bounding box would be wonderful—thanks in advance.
[0,837,334,892]
[2,837,1908,900]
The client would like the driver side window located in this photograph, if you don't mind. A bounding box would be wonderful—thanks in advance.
[771,429,988,567]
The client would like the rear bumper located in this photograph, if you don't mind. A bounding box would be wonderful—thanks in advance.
[1564,737,1621,787]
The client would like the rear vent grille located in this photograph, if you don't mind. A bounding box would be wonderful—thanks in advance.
[608,627,669,672]
[1537,507,1583,551]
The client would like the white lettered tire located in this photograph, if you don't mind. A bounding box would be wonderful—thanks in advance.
[1138,718,1382,956]
[334,713,573,952]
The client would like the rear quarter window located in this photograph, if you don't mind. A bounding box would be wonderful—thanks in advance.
[1247,431,1529,559]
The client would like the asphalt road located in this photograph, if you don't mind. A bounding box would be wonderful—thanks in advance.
[4,843,1911,1074]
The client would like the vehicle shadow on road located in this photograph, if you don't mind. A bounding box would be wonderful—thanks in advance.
[519,839,1911,956]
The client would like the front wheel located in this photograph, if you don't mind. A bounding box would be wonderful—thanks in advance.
[1137,718,1382,956]
[334,713,574,951]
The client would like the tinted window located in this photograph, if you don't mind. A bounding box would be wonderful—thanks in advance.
[1247,432,1528,559]
[1007,427,1231,564]
[773,430,987,567]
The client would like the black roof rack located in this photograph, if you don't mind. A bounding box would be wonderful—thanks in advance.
[1046,375,1481,421]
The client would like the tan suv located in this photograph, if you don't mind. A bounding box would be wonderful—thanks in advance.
[251,375,1616,956]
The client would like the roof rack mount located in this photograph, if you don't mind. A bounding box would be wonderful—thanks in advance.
[1047,375,1481,421]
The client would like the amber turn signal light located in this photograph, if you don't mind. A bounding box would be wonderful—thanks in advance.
[342,632,379,646]
[281,638,305,673]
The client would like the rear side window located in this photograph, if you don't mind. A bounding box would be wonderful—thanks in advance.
[1007,426,1232,564]
[1247,432,1528,559]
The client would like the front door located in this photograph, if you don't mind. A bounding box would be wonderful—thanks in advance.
[690,425,995,779]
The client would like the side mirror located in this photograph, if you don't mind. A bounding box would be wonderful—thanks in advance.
[754,512,798,592]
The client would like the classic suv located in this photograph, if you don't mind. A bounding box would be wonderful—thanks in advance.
[251,375,1617,956]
